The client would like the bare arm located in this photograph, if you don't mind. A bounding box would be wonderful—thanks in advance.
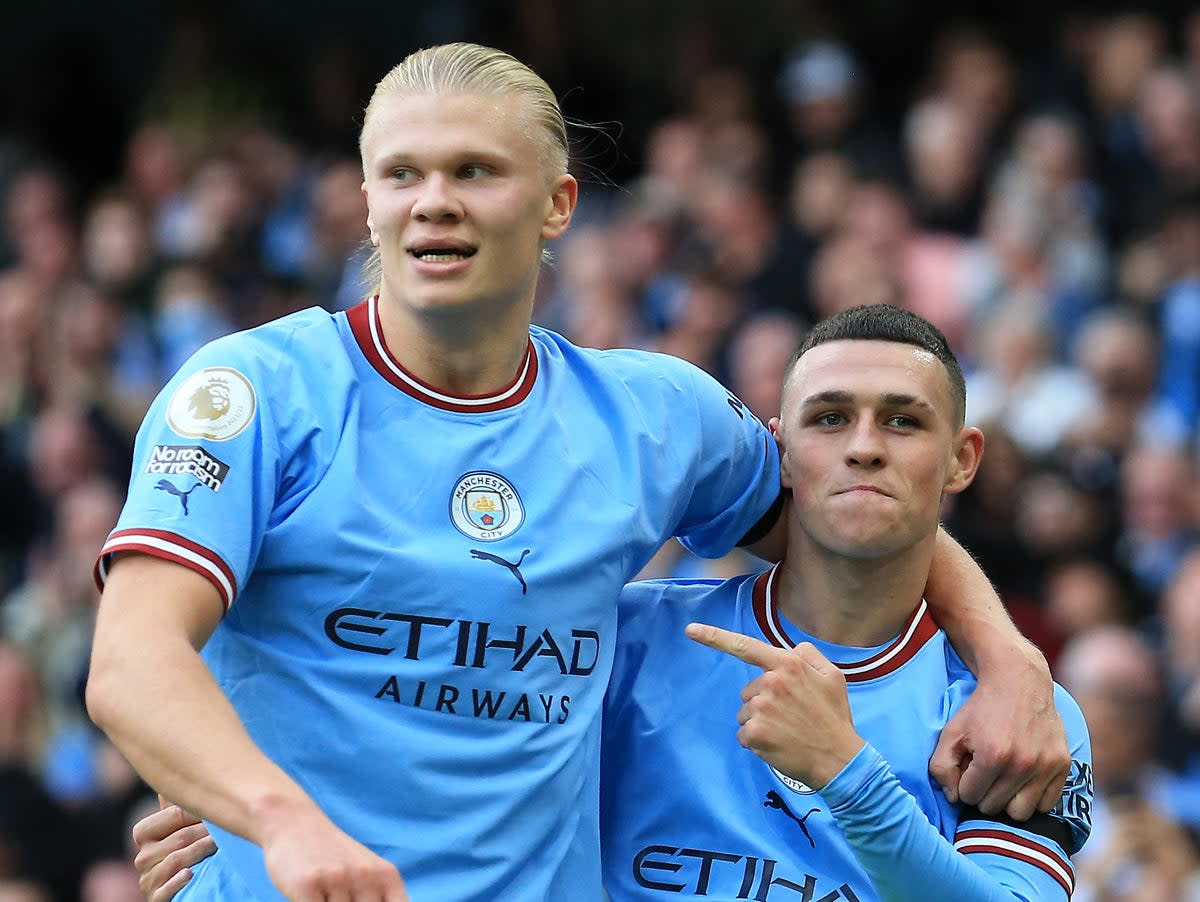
[87,554,408,901]
[924,527,1070,821]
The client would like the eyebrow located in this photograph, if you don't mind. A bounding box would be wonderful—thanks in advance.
[799,390,936,413]
[374,148,511,166]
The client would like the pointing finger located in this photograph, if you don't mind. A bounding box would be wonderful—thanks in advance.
[686,622,787,670]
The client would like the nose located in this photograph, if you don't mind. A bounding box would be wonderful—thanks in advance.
[845,417,886,468]
[411,172,463,222]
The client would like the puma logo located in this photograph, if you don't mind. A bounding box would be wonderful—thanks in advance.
[764,790,820,848]
[470,549,531,594]
[154,479,202,515]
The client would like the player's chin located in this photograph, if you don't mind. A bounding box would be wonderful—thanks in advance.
[823,523,908,558]
[405,282,485,313]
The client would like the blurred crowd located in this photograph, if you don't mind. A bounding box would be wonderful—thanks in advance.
[3,4,1200,900]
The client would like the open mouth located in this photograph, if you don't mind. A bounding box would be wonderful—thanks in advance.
[409,247,478,263]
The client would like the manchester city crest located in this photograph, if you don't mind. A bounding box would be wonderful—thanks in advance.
[450,471,525,541]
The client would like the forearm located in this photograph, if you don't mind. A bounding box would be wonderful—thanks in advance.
[926,527,1043,677]
[822,745,1062,902]
[88,557,324,848]
[88,633,317,846]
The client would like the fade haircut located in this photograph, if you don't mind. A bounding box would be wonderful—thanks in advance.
[359,43,571,288]
[788,304,967,426]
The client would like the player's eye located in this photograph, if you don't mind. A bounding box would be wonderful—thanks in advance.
[459,164,490,180]
[885,414,919,429]
[814,412,846,427]
[391,168,417,183]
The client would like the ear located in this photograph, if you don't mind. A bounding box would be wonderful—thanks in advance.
[361,182,380,245]
[943,426,984,496]
[768,416,791,489]
[542,173,578,241]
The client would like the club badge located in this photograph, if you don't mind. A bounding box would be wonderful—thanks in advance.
[450,471,524,541]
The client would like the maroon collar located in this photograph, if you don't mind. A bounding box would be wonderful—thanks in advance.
[751,564,939,682]
[346,296,538,413]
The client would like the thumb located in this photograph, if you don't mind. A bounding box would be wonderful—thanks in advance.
[929,729,968,804]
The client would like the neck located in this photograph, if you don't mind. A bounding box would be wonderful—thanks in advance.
[374,291,535,396]
[774,524,935,647]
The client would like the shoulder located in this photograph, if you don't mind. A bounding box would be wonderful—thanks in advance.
[531,326,719,395]
[174,307,335,373]
[175,308,345,391]
[211,307,340,362]
[155,308,347,437]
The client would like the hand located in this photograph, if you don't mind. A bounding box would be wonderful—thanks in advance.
[132,798,217,902]
[929,641,1069,820]
[686,622,865,790]
[259,804,410,902]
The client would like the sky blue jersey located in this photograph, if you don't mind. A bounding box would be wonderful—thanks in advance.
[603,566,1093,902]
[95,297,781,902]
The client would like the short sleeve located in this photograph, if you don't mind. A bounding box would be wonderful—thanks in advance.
[95,339,283,610]
[672,364,781,558]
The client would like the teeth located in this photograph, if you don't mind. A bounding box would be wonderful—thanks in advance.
[416,251,467,262]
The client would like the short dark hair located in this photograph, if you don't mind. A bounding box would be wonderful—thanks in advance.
[788,304,966,425]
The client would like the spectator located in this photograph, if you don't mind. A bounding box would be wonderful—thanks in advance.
[1083,13,1168,242]
[1059,626,1200,900]
[78,861,142,902]
[0,642,86,901]
[302,156,371,312]
[925,27,1018,160]
[1115,443,1198,599]
[726,309,806,424]
[838,177,971,348]
[903,97,987,236]
[2,479,121,741]
[1041,557,1133,642]
[776,39,899,180]
[964,303,1100,458]
[80,191,159,316]
[151,265,237,381]
[1142,198,1200,448]
[1063,309,1159,464]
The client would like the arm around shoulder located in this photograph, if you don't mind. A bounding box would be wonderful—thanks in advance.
[923,527,1070,821]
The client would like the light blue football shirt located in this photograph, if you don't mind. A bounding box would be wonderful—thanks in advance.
[603,566,1093,902]
[97,297,781,902]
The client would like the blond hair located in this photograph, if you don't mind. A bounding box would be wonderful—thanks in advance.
[359,43,570,290]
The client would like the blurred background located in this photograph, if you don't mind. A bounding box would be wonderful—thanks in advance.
[3,1,1200,899]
